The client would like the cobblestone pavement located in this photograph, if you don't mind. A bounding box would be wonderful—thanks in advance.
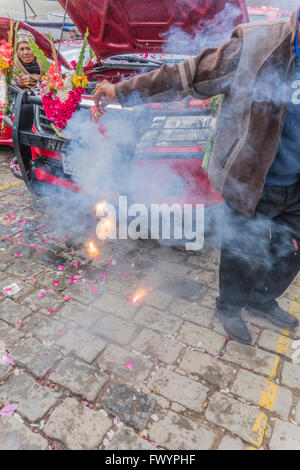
[0,147,300,450]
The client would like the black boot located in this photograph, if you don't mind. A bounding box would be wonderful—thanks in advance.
[216,298,251,344]
[247,302,299,329]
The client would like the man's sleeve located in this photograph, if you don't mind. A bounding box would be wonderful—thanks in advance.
[115,26,243,105]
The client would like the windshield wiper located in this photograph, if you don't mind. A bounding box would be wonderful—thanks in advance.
[110,55,163,66]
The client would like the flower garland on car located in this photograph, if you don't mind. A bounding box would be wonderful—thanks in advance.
[0,20,19,116]
[28,29,89,130]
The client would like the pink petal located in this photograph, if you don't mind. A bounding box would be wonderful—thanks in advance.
[52,281,60,287]
[58,265,65,271]
[4,356,15,366]
[99,273,107,280]
[124,361,134,370]
[38,292,45,298]
[0,403,18,416]
[64,296,72,301]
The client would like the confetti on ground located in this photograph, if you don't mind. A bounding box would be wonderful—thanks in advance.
[3,356,15,366]
[0,403,18,416]
[124,361,134,370]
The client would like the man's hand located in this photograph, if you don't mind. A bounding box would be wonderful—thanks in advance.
[93,80,116,105]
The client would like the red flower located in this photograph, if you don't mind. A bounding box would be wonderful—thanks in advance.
[47,63,64,89]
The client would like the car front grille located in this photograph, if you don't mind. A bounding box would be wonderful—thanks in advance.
[34,105,56,137]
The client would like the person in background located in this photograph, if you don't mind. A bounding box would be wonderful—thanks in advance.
[68,28,82,41]
[14,29,44,89]
[10,30,45,177]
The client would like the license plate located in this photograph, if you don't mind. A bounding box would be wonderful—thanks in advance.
[61,153,79,176]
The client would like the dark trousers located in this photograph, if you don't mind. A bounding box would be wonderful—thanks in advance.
[219,181,300,312]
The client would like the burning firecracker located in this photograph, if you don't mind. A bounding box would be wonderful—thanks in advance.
[86,240,100,258]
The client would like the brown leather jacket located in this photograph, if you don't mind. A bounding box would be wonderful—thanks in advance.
[115,9,300,216]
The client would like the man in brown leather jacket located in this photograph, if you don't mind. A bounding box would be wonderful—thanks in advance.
[93,9,300,344]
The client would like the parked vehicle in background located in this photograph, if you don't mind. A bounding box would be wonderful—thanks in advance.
[247,6,291,22]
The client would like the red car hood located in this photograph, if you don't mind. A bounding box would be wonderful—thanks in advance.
[58,0,248,58]
[0,18,71,70]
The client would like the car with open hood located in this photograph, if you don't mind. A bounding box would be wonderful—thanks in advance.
[7,0,249,245]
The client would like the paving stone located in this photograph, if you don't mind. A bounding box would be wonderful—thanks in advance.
[44,397,112,450]
[49,358,108,401]
[106,427,155,450]
[157,261,191,277]
[169,299,214,328]
[205,392,268,447]
[102,383,156,431]
[24,314,65,342]
[150,246,186,263]
[177,322,225,355]
[10,337,62,378]
[134,306,182,335]
[185,269,219,289]
[7,261,43,278]
[258,330,292,358]
[187,254,219,269]
[217,435,246,450]
[55,329,106,363]
[281,361,300,390]
[0,362,13,381]
[62,283,102,305]
[35,270,68,291]
[231,369,292,419]
[178,350,237,388]
[144,289,173,310]
[0,298,32,325]
[10,245,36,259]
[98,344,153,385]
[269,419,300,450]
[149,410,216,450]
[0,320,24,349]
[92,292,138,319]
[0,373,60,422]
[0,416,48,450]
[223,342,279,377]
[131,329,183,364]
[34,251,68,269]
[148,368,208,412]
[57,300,101,328]
[93,314,138,345]
[24,291,64,312]
[160,277,205,300]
